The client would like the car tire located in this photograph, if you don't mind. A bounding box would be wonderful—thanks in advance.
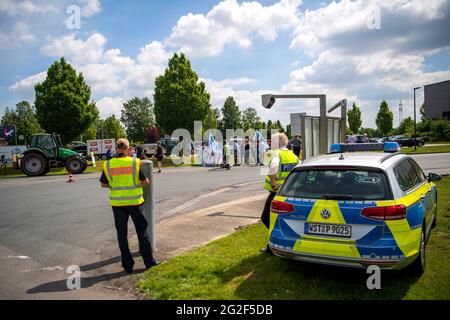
[410,226,426,275]
[417,141,424,147]
[65,156,87,174]
[21,152,48,177]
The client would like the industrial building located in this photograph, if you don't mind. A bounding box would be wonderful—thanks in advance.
[423,80,450,119]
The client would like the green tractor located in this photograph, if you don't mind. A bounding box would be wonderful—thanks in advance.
[21,133,88,177]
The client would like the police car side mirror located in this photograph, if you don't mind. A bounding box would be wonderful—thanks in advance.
[428,172,441,182]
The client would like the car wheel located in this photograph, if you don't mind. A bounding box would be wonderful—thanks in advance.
[410,226,426,275]
[417,141,424,147]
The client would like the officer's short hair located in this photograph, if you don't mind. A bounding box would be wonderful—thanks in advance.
[272,133,288,149]
[117,138,130,149]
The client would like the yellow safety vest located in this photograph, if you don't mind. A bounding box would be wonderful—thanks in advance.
[264,149,299,192]
[103,156,145,207]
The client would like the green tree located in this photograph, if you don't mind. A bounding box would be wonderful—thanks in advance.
[1,101,42,145]
[104,114,126,139]
[376,100,394,137]
[398,117,414,135]
[34,57,98,144]
[154,53,210,135]
[221,96,241,131]
[347,102,362,134]
[120,97,154,142]
[204,107,220,129]
[240,107,261,131]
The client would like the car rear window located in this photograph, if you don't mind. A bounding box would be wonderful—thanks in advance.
[278,168,391,201]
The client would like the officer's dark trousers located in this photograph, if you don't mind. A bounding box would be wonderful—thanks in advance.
[261,191,277,229]
[293,147,301,158]
[112,205,155,271]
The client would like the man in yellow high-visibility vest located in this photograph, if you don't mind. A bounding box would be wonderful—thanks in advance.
[261,133,299,254]
[100,138,157,273]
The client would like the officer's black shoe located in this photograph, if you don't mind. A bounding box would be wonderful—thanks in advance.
[124,268,133,274]
[145,261,160,270]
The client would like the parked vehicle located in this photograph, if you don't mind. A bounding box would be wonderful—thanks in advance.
[87,139,116,160]
[21,133,87,176]
[386,135,425,147]
[269,142,439,274]
[68,141,88,156]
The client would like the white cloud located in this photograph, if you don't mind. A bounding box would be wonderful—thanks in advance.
[285,0,450,127]
[96,97,124,119]
[0,22,37,48]
[40,33,107,65]
[10,33,172,113]
[80,0,102,17]
[165,0,302,57]
[0,0,57,16]
[9,71,47,98]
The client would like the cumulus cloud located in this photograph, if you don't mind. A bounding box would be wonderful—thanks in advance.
[80,0,102,17]
[165,0,302,57]
[286,0,450,127]
[96,97,124,119]
[0,0,57,16]
[10,33,172,119]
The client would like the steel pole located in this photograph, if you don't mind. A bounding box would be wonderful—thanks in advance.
[141,160,155,252]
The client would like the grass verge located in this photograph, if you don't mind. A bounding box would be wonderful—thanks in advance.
[402,144,450,154]
[138,177,450,300]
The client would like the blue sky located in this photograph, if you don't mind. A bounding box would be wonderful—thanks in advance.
[1,0,449,128]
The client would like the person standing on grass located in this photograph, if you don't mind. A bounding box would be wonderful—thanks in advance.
[100,138,158,273]
[156,141,163,173]
[260,133,299,254]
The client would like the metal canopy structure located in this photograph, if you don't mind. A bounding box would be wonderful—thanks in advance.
[261,94,347,160]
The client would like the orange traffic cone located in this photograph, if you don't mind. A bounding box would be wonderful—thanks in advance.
[68,173,75,183]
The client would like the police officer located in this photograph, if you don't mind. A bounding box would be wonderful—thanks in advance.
[100,138,157,273]
[261,133,299,254]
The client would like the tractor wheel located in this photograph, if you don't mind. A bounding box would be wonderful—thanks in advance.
[21,152,49,177]
[65,156,87,174]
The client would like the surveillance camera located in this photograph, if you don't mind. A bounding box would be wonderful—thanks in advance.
[262,94,276,109]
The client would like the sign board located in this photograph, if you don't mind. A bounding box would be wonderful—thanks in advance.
[290,113,306,137]
[87,139,116,155]
[0,126,16,142]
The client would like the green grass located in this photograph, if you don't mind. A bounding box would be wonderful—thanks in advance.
[402,144,450,154]
[138,177,450,300]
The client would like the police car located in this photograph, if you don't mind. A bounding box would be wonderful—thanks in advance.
[268,142,441,273]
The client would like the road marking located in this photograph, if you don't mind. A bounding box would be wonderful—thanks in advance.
[6,255,30,260]
[159,180,260,219]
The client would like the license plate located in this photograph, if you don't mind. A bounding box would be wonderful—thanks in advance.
[306,223,352,238]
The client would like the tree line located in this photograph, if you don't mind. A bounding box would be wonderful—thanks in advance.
[2,54,449,145]
[347,100,450,141]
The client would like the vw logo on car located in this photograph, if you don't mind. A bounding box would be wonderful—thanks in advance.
[320,209,331,219]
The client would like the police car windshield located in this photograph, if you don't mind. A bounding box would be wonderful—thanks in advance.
[278,169,390,201]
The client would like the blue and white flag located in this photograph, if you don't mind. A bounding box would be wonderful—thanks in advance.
[255,131,269,151]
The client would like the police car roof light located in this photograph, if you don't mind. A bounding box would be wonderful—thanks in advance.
[329,142,400,154]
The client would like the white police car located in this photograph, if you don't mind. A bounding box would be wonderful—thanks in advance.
[268,142,441,273]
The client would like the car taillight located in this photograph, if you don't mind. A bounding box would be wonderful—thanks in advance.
[271,200,295,214]
[361,205,406,220]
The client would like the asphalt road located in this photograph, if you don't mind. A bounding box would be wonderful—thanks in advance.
[0,153,448,299]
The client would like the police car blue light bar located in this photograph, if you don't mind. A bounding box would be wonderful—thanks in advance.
[329,142,401,154]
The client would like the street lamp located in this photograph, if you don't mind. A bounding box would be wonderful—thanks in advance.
[413,87,421,151]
